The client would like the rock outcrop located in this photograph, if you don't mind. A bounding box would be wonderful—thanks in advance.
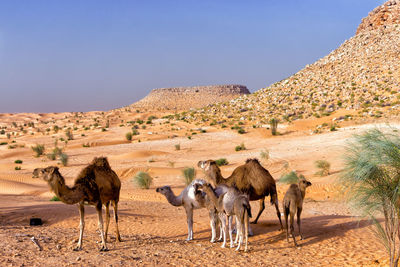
[131,85,250,111]
[357,0,400,35]
[181,0,400,125]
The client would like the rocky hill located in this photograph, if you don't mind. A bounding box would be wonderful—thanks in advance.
[131,85,250,111]
[180,0,400,127]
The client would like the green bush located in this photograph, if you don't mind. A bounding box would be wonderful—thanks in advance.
[238,128,245,134]
[0,142,7,145]
[182,167,196,185]
[315,160,330,176]
[126,132,133,141]
[132,171,153,189]
[15,166,21,170]
[65,129,73,140]
[60,153,69,166]
[50,196,61,201]
[279,171,305,184]
[215,158,229,166]
[260,149,270,161]
[14,159,23,164]
[235,143,246,151]
[32,144,45,157]
[269,118,279,136]
[175,143,181,151]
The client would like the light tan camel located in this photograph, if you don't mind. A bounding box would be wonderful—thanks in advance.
[283,177,312,246]
[195,183,251,252]
[156,179,226,242]
[198,158,283,228]
[32,157,121,251]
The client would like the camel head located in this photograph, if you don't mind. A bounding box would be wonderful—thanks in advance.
[298,177,312,189]
[156,185,172,195]
[32,166,60,182]
[197,160,221,185]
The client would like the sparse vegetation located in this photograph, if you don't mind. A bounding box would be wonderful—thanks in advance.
[314,160,330,176]
[215,158,229,166]
[59,153,68,166]
[182,167,196,185]
[270,118,279,136]
[50,196,61,201]
[175,143,181,151]
[279,171,304,184]
[260,149,270,161]
[32,144,45,157]
[132,171,153,189]
[65,129,73,140]
[341,129,400,267]
[235,143,246,151]
[15,166,21,171]
[126,132,133,141]
[14,160,23,164]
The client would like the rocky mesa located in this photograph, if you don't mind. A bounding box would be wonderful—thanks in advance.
[180,0,400,127]
[131,84,250,111]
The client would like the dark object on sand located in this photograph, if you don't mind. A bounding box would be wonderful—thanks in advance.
[30,218,42,226]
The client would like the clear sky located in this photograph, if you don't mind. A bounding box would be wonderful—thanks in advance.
[0,0,382,113]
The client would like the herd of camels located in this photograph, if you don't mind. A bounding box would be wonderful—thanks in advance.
[32,156,311,252]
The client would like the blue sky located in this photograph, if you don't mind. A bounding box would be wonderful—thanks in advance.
[0,0,381,113]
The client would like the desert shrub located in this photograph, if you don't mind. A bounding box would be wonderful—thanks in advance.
[279,171,304,184]
[315,160,330,176]
[341,129,400,266]
[175,143,181,151]
[50,196,60,201]
[14,159,23,164]
[182,167,196,185]
[235,143,246,151]
[215,158,229,166]
[269,118,279,136]
[168,161,175,168]
[260,149,270,161]
[59,153,68,166]
[32,144,45,157]
[237,128,245,134]
[132,129,139,135]
[65,129,73,140]
[15,166,21,170]
[126,132,133,141]
[0,129,4,135]
[0,142,7,145]
[47,152,57,160]
[132,171,152,189]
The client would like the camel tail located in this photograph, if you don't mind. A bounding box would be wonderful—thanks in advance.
[270,190,278,206]
[284,200,290,217]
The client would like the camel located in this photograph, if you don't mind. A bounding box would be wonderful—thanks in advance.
[198,158,283,229]
[283,177,312,246]
[32,157,121,251]
[195,183,251,252]
[156,179,226,242]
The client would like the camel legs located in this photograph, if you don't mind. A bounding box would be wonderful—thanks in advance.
[273,194,284,230]
[74,203,85,251]
[220,213,227,248]
[209,208,218,243]
[289,211,297,247]
[104,202,110,242]
[284,207,289,243]
[297,207,303,240]
[96,205,108,251]
[235,215,243,251]
[228,216,234,248]
[184,206,194,241]
[252,197,265,224]
[112,200,122,242]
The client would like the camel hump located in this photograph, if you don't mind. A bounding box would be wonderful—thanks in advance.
[245,158,260,165]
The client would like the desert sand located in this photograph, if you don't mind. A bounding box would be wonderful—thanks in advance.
[0,110,393,266]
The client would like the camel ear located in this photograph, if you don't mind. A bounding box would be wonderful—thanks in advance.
[50,166,59,174]
[204,162,211,171]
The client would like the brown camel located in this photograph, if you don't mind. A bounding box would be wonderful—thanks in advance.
[283,177,312,246]
[198,158,283,228]
[32,157,121,251]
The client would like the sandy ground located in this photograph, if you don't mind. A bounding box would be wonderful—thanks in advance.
[0,113,396,266]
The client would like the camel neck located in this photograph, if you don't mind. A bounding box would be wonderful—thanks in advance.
[49,173,83,205]
[164,190,183,207]
[299,187,306,200]
[203,186,220,210]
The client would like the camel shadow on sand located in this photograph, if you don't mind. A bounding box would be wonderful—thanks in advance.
[250,214,378,252]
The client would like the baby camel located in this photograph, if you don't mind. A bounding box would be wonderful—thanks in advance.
[283,177,312,246]
[196,183,251,252]
[156,179,225,242]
